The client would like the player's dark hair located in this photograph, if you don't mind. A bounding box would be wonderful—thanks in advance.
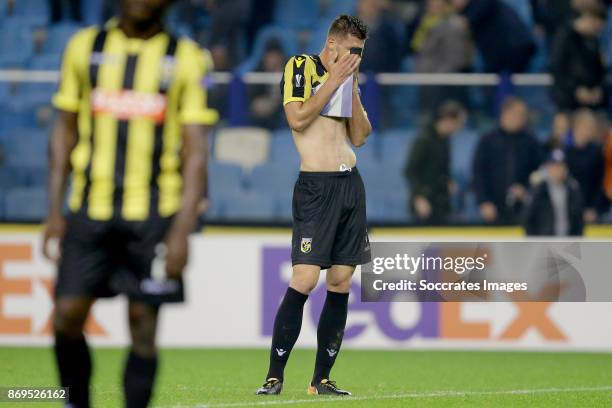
[436,100,466,121]
[328,15,369,40]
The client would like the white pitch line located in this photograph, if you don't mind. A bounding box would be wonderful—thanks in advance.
[164,385,612,408]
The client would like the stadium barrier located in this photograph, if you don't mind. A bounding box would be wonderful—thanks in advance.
[1,229,612,351]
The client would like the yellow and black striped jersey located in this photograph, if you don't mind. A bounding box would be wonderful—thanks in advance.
[53,24,218,221]
[281,54,329,106]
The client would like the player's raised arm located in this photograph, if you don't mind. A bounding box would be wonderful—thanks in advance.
[346,75,372,147]
[284,53,360,132]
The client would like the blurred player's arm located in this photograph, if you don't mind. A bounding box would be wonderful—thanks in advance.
[346,76,371,147]
[284,54,359,132]
[165,124,209,278]
[43,32,84,261]
[165,45,217,278]
[44,111,78,261]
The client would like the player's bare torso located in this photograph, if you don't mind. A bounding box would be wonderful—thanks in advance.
[292,114,356,172]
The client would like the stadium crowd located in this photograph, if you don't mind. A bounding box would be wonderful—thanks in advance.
[0,0,612,234]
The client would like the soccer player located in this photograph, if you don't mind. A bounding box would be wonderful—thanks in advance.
[256,15,372,396]
[42,0,217,406]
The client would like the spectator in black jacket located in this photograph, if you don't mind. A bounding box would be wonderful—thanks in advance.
[451,0,536,73]
[405,101,467,224]
[523,149,584,236]
[564,108,606,222]
[473,97,543,223]
[550,4,608,111]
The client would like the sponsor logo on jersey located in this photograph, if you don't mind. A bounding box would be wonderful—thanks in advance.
[91,88,167,123]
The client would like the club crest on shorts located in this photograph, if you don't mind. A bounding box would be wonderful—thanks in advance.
[301,237,312,253]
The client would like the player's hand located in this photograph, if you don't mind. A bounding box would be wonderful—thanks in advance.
[165,230,188,279]
[479,202,498,223]
[42,213,65,262]
[329,53,360,87]
[413,196,432,219]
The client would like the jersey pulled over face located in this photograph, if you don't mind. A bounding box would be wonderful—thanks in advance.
[280,54,357,172]
[53,23,218,221]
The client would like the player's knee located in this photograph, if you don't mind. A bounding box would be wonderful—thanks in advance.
[326,278,351,293]
[53,303,87,338]
[128,304,158,357]
[289,277,318,295]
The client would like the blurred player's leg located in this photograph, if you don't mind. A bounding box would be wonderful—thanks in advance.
[53,297,95,408]
[124,301,160,408]
[257,265,320,395]
[308,265,353,396]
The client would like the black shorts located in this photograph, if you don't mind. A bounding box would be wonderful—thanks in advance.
[291,167,371,269]
[55,213,183,304]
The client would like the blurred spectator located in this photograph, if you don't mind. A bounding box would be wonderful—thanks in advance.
[473,97,543,223]
[531,0,574,50]
[357,0,401,72]
[523,149,584,236]
[564,109,606,221]
[206,0,252,69]
[248,41,286,128]
[550,3,608,112]
[246,0,276,50]
[451,0,536,73]
[544,112,572,152]
[50,0,82,22]
[405,101,467,224]
[411,0,473,114]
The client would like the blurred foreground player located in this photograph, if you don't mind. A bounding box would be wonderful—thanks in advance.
[43,0,217,406]
[256,15,372,396]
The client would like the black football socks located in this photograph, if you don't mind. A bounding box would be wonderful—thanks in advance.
[54,333,92,408]
[312,290,349,384]
[123,349,158,408]
[266,287,309,381]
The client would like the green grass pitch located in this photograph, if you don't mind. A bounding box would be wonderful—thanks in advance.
[1,347,612,407]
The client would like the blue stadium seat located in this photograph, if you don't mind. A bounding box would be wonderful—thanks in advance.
[270,130,300,166]
[26,166,48,186]
[249,162,298,193]
[16,82,56,108]
[222,191,278,220]
[273,0,319,30]
[367,191,410,223]
[12,0,49,26]
[0,189,4,219]
[0,18,35,66]
[0,166,30,189]
[0,109,38,132]
[208,161,245,201]
[5,187,48,221]
[29,53,63,70]
[2,128,48,167]
[355,132,379,163]
[380,129,417,168]
[41,22,81,55]
[360,162,408,201]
